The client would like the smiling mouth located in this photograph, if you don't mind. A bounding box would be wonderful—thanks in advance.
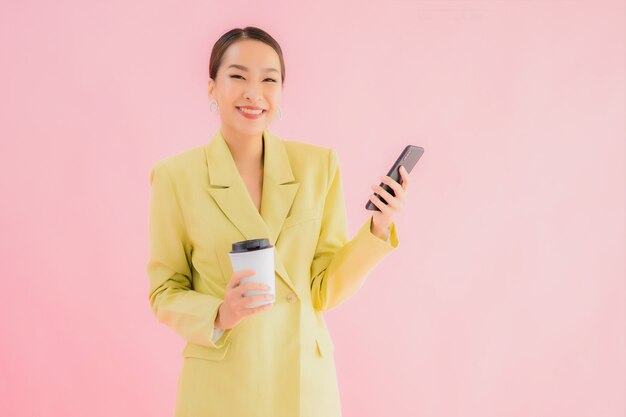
[236,107,267,117]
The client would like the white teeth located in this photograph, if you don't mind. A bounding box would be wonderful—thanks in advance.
[238,107,264,115]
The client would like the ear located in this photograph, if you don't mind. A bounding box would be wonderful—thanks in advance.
[208,78,215,98]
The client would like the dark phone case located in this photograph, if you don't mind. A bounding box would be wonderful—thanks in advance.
[365,145,424,211]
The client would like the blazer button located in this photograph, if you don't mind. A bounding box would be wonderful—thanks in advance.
[286,293,297,303]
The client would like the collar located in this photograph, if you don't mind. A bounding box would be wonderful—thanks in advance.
[204,128,300,291]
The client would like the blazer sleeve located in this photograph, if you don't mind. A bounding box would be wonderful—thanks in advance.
[310,149,399,312]
[147,161,232,349]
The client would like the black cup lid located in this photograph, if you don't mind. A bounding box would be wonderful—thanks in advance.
[230,238,273,253]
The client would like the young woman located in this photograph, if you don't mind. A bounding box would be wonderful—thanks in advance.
[147,26,410,417]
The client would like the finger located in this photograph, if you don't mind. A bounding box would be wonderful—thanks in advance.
[241,302,273,317]
[227,269,256,291]
[234,282,270,299]
[245,293,275,307]
[399,166,410,190]
[380,175,405,201]
[246,282,271,292]
[380,175,402,196]
[370,184,399,210]
[368,193,391,216]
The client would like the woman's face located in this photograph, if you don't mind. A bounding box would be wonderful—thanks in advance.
[208,39,283,137]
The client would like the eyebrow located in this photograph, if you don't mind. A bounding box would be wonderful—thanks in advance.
[227,64,279,74]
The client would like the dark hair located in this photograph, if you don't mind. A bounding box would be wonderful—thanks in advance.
[209,26,285,86]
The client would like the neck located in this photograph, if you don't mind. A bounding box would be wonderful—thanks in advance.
[220,127,265,174]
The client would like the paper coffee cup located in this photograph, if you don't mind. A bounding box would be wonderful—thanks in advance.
[228,238,275,308]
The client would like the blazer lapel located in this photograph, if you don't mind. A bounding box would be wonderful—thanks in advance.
[205,128,299,293]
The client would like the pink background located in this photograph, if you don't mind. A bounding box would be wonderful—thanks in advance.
[1,1,624,416]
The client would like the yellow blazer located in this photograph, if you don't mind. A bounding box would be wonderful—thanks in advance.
[147,128,399,417]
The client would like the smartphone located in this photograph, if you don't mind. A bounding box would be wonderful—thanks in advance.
[365,145,424,211]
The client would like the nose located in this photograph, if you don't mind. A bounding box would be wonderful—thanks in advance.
[244,93,262,103]
[243,86,263,103]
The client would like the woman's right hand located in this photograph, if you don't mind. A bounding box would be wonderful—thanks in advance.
[215,269,275,330]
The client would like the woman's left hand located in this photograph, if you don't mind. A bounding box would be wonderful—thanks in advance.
[368,165,410,239]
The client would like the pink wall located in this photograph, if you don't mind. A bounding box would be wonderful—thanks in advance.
[1,1,624,416]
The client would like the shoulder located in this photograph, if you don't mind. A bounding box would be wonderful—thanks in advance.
[280,137,339,171]
[149,144,205,184]
[152,145,205,173]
